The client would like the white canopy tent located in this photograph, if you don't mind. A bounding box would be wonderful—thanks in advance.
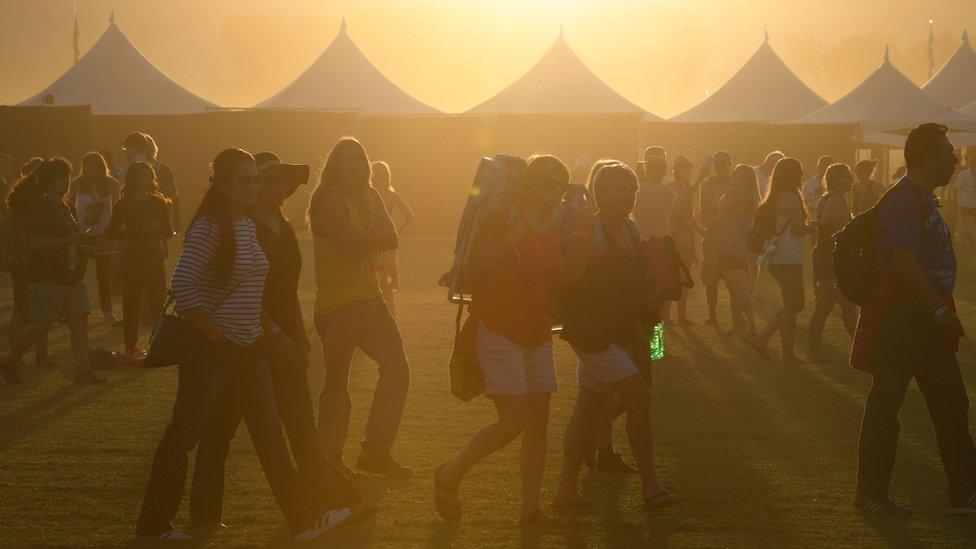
[922,30,976,109]
[467,29,659,119]
[671,32,826,123]
[860,131,976,149]
[796,47,975,133]
[257,19,439,116]
[964,100,976,117]
[17,13,217,115]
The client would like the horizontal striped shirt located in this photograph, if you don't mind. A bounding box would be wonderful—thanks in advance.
[170,215,269,346]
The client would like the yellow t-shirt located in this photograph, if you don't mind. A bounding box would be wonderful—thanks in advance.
[313,187,383,314]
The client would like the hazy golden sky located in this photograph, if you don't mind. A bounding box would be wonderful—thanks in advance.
[1,0,974,116]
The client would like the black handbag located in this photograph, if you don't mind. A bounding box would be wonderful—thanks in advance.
[145,277,245,368]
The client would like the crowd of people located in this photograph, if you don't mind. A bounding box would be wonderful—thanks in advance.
[0,122,974,541]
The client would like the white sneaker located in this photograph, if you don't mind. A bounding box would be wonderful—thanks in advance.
[157,528,192,541]
[293,508,352,542]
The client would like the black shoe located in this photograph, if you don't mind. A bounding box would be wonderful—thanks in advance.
[356,452,412,478]
[596,451,637,474]
[74,370,107,384]
[0,358,22,384]
[854,496,912,515]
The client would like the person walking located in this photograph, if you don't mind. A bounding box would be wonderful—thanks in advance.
[807,163,857,363]
[68,152,120,323]
[853,124,976,515]
[190,153,371,530]
[851,159,882,215]
[747,158,816,365]
[106,162,174,364]
[665,155,701,324]
[801,155,833,216]
[633,152,675,239]
[308,138,411,478]
[371,161,415,317]
[434,155,589,524]
[135,148,349,542]
[714,165,760,336]
[552,162,677,512]
[699,151,733,325]
[1,159,102,384]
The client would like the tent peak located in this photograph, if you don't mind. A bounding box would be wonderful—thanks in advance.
[764,26,769,43]
[883,44,890,64]
[558,24,565,41]
[109,10,115,24]
[964,29,971,47]
[340,17,348,33]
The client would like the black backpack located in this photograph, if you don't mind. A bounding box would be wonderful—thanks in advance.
[833,184,930,306]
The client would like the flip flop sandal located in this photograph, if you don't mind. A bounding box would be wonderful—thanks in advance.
[434,465,461,522]
[643,490,679,511]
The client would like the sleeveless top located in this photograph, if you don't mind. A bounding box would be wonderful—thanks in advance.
[770,194,805,266]
[312,187,383,314]
[812,193,845,279]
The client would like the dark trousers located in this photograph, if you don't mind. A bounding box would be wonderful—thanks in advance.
[190,345,361,526]
[135,340,316,537]
[121,256,166,349]
[94,255,113,313]
[856,301,976,504]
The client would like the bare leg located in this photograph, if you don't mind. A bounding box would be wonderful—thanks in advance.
[520,393,550,519]
[554,388,610,505]
[66,308,91,375]
[724,270,756,334]
[439,395,528,487]
[807,279,837,362]
[610,375,665,498]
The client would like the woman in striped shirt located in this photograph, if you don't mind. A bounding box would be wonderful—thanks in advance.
[136,149,348,543]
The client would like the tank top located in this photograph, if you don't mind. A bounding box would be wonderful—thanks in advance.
[312,187,383,314]
[770,194,805,266]
[75,187,114,236]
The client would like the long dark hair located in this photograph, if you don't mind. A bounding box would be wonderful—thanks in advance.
[187,148,255,281]
[121,161,167,202]
[729,164,759,214]
[76,152,115,198]
[307,137,371,227]
[760,157,803,208]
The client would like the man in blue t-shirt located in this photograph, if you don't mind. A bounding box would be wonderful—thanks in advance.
[855,123,976,515]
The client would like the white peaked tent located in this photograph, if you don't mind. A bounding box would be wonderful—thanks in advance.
[18,13,217,115]
[923,30,976,108]
[257,19,439,115]
[672,31,826,123]
[796,47,975,133]
[964,100,976,116]
[467,29,659,119]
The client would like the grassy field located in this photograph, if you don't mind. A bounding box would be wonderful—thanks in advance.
[2,235,976,548]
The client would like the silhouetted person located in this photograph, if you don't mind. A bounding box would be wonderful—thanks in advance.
[67,152,120,323]
[850,159,882,215]
[747,158,816,365]
[714,165,760,336]
[0,153,12,268]
[553,162,677,512]
[372,161,415,317]
[190,152,371,530]
[434,155,588,524]
[852,123,976,515]
[801,155,833,215]
[950,156,976,244]
[136,149,349,542]
[754,150,784,199]
[307,138,411,478]
[1,159,102,384]
[106,162,173,363]
[633,152,675,238]
[807,163,857,363]
[699,151,733,325]
[665,155,701,324]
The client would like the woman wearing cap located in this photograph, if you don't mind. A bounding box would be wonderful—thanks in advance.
[106,161,173,365]
[371,161,414,317]
[434,155,591,524]
[191,153,371,530]
[136,148,348,542]
[808,163,857,363]
[553,162,677,512]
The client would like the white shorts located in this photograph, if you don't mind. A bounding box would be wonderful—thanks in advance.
[573,343,640,394]
[476,322,556,396]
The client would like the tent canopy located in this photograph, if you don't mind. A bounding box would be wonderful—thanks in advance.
[672,32,826,123]
[18,13,217,115]
[467,29,659,119]
[922,30,976,108]
[796,47,975,133]
[257,19,439,116]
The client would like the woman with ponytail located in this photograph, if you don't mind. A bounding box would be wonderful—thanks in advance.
[136,149,350,542]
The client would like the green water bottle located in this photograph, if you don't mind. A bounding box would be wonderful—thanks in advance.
[649,321,665,361]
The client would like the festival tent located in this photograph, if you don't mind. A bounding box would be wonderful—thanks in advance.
[796,47,976,133]
[922,30,976,108]
[671,31,826,123]
[257,19,440,115]
[965,100,976,116]
[467,29,660,119]
[17,13,217,115]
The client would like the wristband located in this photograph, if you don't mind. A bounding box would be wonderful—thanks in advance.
[271,325,282,336]
[931,302,949,318]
